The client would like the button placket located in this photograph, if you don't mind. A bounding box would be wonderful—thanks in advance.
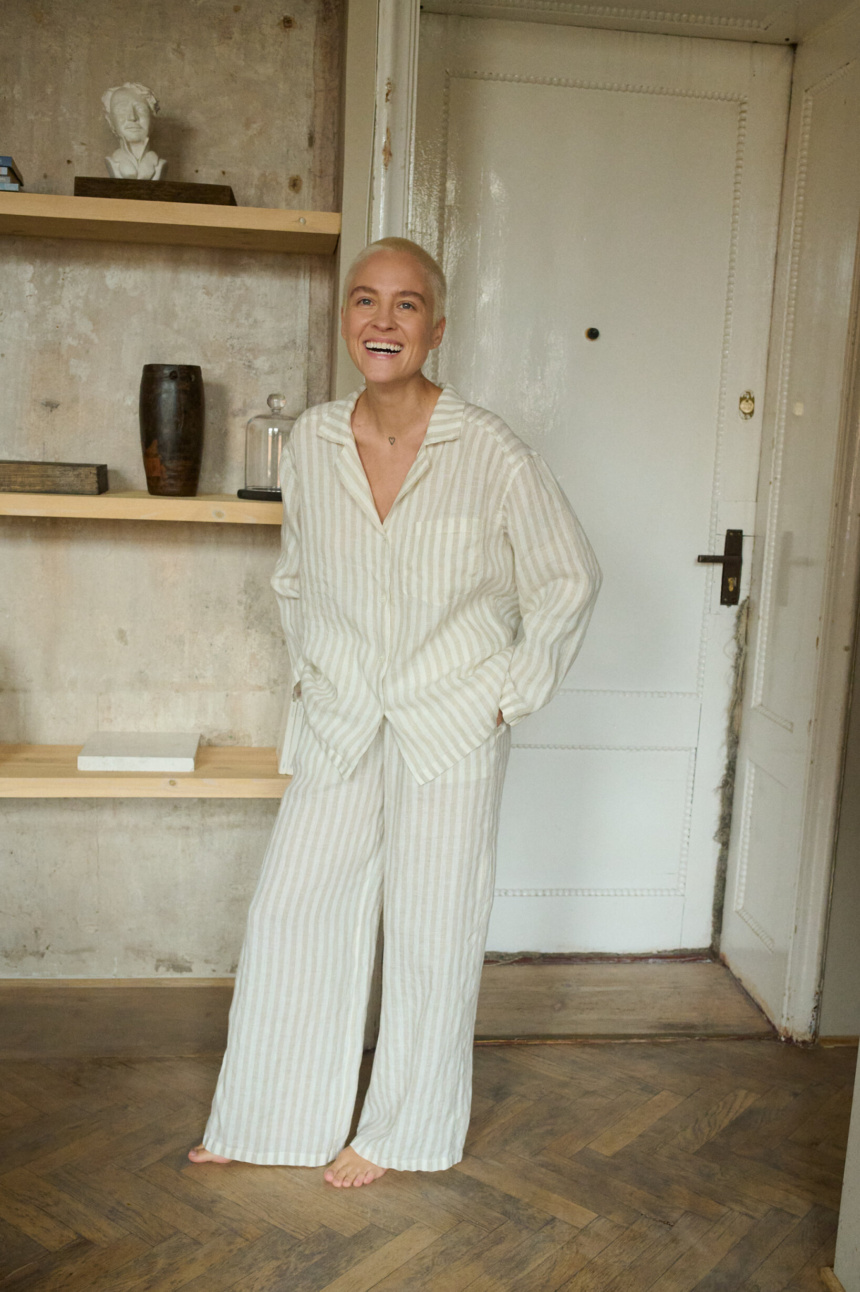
[379,529,392,679]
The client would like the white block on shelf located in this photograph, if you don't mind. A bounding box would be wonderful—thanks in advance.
[77,732,202,772]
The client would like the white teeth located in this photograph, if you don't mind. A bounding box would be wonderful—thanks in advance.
[365,342,402,353]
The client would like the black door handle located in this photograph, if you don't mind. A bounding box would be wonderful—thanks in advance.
[697,529,743,606]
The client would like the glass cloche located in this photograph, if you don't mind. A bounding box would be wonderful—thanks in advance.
[238,394,295,501]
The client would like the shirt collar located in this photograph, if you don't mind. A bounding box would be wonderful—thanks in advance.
[316,383,465,446]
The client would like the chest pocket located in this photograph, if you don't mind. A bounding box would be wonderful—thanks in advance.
[402,517,484,606]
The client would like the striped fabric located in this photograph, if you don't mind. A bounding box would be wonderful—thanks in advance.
[202,712,512,1170]
[273,384,602,784]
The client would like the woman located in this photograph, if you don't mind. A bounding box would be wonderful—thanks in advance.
[189,237,601,1188]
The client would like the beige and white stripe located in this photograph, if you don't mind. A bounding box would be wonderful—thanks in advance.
[272,383,601,784]
[202,712,511,1170]
[202,383,600,1169]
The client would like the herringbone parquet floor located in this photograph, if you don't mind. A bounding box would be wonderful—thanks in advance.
[0,1036,855,1290]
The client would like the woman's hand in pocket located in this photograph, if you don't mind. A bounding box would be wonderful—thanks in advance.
[496,709,504,727]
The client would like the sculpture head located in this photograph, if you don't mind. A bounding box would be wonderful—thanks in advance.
[102,83,159,144]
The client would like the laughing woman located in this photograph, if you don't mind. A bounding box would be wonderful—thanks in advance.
[189,237,601,1187]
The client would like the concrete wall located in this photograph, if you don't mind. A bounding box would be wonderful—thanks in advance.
[0,0,344,978]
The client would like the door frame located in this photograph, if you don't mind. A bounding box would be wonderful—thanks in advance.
[337,0,860,1037]
[782,231,860,1037]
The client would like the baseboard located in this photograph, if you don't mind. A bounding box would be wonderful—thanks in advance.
[820,1268,846,1292]
[0,977,235,988]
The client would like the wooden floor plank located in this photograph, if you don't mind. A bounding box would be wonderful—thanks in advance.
[558,1213,679,1291]
[368,1220,491,1291]
[0,1186,80,1251]
[0,961,773,1060]
[0,1213,52,1282]
[682,1207,801,1291]
[137,1159,272,1242]
[508,1216,626,1292]
[636,1210,755,1292]
[454,1153,599,1229]
[590,1088,687,1156]
[2,1234,148,1292]
[0,1165,128,1246]
[178,1226,340,1292]
[600,1212,717,1292]
[0,1034,853,1292]
[737,1204,839,1292]
[312,1223,441,1292]
[459,1218,586,1292]
[81,1231,244,1292]
[476,961,772,1039]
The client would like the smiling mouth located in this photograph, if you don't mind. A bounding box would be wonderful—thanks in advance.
[364,341,403,354]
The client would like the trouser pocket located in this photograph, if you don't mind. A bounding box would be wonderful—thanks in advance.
[277,692,305,775]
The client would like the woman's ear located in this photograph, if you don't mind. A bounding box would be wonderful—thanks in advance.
[431,317,446,350]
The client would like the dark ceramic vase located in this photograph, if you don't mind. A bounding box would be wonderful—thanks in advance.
[139,364,205,497]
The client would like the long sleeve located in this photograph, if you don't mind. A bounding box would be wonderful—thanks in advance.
[270,435,305,686]
[498,451,601,726]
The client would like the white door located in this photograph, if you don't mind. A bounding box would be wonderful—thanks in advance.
[411,16,792,951]
[720,37,860,1035]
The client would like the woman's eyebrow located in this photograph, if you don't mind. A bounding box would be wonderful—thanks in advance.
[349,286,426,302]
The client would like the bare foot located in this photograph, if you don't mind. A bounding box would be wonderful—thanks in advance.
[323,1145,387,1188]
[187,1144,232,1164]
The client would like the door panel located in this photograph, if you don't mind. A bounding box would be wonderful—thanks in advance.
[722,37,860,1031]
[413,16,792,950]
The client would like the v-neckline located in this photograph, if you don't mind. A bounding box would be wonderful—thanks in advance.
[349,387,444,527]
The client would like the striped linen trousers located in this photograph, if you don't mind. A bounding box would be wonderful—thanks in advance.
[202,709,512,1171]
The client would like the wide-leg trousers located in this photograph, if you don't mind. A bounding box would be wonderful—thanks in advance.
[202,712,512,1171]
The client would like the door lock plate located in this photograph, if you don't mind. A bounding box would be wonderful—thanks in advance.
[697,529,743,606]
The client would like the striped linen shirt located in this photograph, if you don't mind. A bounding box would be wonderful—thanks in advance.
[271,383,601,785]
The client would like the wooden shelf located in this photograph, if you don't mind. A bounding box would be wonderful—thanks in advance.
[0,491,283,525]
[0,745,290,798]
[0,192,340,254]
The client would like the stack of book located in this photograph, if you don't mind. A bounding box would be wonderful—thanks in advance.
[0,156,24,191]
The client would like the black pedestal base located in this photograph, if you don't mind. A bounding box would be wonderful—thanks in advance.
[237,487,282,502]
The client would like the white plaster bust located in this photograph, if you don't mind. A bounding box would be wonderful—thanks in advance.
[102,83,166,180]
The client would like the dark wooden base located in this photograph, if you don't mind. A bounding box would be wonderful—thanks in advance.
[237,487,282,502]
[0,460,108,495]
[74,177,238,206]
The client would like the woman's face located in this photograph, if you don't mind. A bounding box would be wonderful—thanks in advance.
[341,250,445,387]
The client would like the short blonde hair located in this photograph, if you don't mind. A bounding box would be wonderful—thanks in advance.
[342,237,447,324]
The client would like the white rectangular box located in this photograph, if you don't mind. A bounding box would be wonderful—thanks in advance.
[77,732,201,772]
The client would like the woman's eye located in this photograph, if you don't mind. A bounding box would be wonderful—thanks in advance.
[398,301,415,310]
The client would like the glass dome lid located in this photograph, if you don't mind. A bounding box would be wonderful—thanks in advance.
[238,394,295,501]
